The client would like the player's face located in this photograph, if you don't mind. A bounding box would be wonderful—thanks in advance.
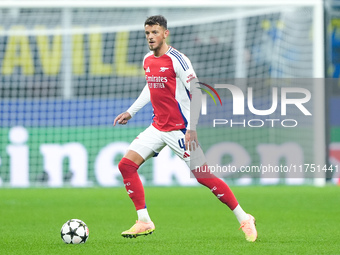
[144,25,169,53]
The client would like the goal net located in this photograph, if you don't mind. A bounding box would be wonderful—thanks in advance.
[0,1,325,187]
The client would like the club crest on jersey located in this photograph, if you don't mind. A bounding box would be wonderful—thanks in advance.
[146,67,150,72]
[159,67,169,72]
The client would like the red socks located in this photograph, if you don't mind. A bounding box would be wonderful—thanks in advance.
[192,165,239,210]
[118,158,146,210]
[118,158,238,211]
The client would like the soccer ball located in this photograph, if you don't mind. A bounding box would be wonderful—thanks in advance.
[61,219,89,244]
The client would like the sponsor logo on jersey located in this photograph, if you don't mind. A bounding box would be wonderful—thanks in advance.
[146,67,150,72]
[183,152,190,158]
[186,73,196,83]
[127,189,134,194]
[159,67,169,72]
[148,83,165,88]
[146,75,167,88]
[145,75,168,83]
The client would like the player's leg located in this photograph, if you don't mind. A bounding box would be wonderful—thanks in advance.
[192,165,257,242]
[118,126,165,238]
[118,150,147,218]
[162,130,241,211]
[163,130,257,242]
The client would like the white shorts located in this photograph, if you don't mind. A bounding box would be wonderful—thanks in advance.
[128,125,206,169]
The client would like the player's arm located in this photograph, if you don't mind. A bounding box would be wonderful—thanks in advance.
[184,77,201,151]
[113,112,132,126]
[186,77,202,132]
[113,84,150,126]
[176,54,202,150]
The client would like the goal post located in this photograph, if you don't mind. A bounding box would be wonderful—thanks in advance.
[0,0,326,187]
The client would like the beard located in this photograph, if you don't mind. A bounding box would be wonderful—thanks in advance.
[149,40,163,52]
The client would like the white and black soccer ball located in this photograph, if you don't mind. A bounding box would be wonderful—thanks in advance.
[61,219,89,244]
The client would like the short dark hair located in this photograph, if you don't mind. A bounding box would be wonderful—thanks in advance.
[144,15,167,29]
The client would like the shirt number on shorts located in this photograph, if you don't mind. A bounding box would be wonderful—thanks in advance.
[178,138,185,151]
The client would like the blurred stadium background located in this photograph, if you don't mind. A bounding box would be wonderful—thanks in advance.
[0,0,339,188]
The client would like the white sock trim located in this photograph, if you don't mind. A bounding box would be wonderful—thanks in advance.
[233,205,249,224]
[137,208,152,223]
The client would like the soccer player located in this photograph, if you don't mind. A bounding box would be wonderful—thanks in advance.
[113,15,257,242]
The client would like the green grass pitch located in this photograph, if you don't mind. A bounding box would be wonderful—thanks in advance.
[1,186,339,255]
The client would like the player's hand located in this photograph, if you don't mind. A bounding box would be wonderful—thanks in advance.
[185,130,199,151]
[113,112,132,126]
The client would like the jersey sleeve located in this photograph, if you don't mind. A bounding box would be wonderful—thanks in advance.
[174,54,202,131]
[174,54,197,91]
[126,84,150,117]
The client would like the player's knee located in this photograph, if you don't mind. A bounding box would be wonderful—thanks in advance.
[196,177,208,186]
[117,160,125,174]
[118,157,139,175]
[196,176,220,189]
[117,160,130,175]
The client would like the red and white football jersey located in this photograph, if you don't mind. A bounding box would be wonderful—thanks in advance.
[127,46,197,131]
